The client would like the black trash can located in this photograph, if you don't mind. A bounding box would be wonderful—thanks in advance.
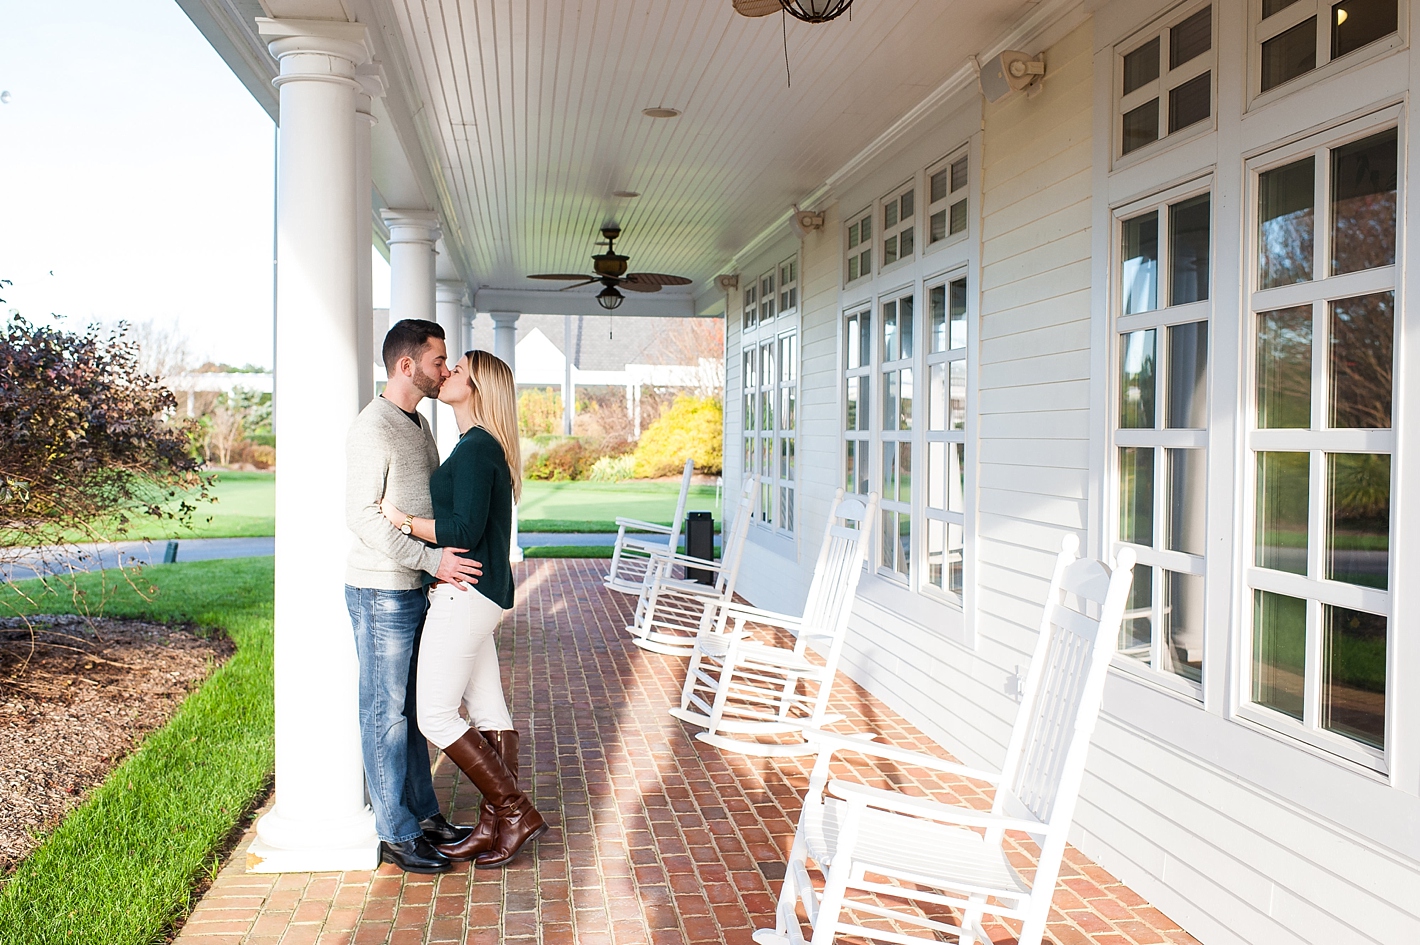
[684,511,716,585]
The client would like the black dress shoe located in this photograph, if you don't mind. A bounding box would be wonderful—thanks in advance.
[379,837,452,874]
[420,812,474,845]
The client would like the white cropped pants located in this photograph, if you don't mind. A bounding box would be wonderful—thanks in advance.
[417,583,513,750]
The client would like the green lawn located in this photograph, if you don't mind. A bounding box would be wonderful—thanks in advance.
[520,480,719,532]
[131,470,275,540]
[0,558,275,945]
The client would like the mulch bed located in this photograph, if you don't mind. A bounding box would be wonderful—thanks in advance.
[0,615,234,873]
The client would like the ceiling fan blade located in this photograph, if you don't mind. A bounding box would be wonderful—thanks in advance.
[527,273,595,281]
[618,280,661,293]
[733,0,782,16]
[558,279,599,291]
[626,272,693,287]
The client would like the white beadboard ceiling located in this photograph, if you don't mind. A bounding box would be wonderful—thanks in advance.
[379,0,1026,296]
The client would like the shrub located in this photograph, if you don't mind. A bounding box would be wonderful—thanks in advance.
[587,453,636,482]
[518,388,562,437]
[631,395,722,478]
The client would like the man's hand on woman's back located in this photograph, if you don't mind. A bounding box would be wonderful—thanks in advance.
[436,548,483,590]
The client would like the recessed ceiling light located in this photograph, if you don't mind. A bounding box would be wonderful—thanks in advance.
[642,107,681,119]
[612,190,641,198]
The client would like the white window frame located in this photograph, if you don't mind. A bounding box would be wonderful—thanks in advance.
[741,255,801,535]
[1114,1,1217,164]
[845,207,873,286]
[1109,176,1215,701]
[1237,106,1402,772]
[922,272,969,601]
[880,181,916,274]
[926,149,970,252]
[1248,0,1406,108]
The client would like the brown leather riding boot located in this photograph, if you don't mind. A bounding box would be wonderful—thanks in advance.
[436,730,547,869]
[434,730,514,861]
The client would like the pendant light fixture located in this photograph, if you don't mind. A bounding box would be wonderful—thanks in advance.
[778,0,856,23]
[597,285,625,311]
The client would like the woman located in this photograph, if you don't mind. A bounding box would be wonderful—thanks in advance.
[379,349,546,869]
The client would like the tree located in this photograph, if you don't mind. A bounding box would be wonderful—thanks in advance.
[205,387,271,467]
[0,314,211,598]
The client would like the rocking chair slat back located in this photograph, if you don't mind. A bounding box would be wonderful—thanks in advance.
[713,477,758,596]
[666,457,695,543]
[797,491,873,654]
[998,537,1136,829]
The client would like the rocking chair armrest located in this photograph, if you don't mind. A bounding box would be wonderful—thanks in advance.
[646,548,726,572]
[827,780,1044,836]
[715,601,804,629]
[802,728,1002,783]
[621,535,676,555]
[615,517,674,535]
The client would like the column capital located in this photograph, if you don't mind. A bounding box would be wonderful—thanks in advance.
[436,279,466,305]
[381,209,440,246]
[489,311,521,330]
[354,61,385,121]
[257,18,370,87]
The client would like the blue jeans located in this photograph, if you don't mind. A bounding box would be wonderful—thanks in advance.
[346,585,441,843]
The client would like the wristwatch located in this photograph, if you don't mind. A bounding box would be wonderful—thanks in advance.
[399,515,414,536]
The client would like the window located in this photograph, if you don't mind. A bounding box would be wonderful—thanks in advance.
[1118,5,1214,157]
[843,308,872,499]
[1245,122,1396,765]
[881,184,915,269]
[879,292,915,578]
[1257,0,1399,95]
[925,277,967,596]
[741,255,800,533]
[928,153,969,246]
[846,208,873,283]
[1114,187,1212,695]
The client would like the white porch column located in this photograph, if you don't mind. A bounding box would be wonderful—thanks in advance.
[461,305,476,357]
[353,64,383,410]
[381,209,440,426]
[434,280,465,458]
[562,314,574,436]
[490,311,523,562]
[250,16,377,873]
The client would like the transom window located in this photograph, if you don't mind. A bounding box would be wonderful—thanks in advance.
[882,185,915,269]
[1118,4,1214,157]
[1114,186,1212,695]
[845,209,873,283]
[1245,119,1396,767]
[1257,0,1399,95]
[928,153,969,246]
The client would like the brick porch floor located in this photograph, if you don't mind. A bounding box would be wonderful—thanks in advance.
[173,558,1199,945]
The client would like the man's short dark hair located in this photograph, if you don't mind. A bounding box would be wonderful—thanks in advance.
[382,319,445,372]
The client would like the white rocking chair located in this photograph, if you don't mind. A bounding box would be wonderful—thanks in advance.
[605,457,695,594]
[752,535,1136,945]
[627,476,758,656]
[669,489,879,757]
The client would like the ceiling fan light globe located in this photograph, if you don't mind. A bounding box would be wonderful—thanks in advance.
[597,287,625,311]
[780,0,855,22]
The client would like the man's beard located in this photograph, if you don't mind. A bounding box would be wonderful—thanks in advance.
[412,365,443,399]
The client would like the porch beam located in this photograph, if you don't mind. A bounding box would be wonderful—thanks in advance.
[473,287,696,319]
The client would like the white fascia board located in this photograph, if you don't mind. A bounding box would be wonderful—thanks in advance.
[175,0,279,120]
[472,288,696,319]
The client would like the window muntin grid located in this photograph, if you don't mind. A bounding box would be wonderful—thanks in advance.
[1244,120,1397,767]
[925,276,967,597]
[741,254,800,535]
[881,184,916,270]
[879,292,915,579]
[1256,0,1399,96]
[928,152,969,247]
[1113,187,1212,697]
[1117,4,1215,158]
[845,209,873,284]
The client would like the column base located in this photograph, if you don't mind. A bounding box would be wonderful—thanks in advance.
[247,836,379,874]
[246,805,379,873]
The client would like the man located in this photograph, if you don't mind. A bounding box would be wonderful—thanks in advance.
[345,318,482,874]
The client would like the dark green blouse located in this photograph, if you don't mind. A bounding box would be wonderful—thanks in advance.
[429,426,515,609]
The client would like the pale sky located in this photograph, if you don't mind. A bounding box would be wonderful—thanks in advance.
[0,0,391,370]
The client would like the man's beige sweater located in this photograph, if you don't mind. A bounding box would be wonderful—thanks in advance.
[345,396,444,589]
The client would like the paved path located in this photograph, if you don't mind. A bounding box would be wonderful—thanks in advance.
[1,537,275,582]
[174,558,1199,945]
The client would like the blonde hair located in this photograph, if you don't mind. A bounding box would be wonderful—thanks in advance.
[462,349,523,502]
